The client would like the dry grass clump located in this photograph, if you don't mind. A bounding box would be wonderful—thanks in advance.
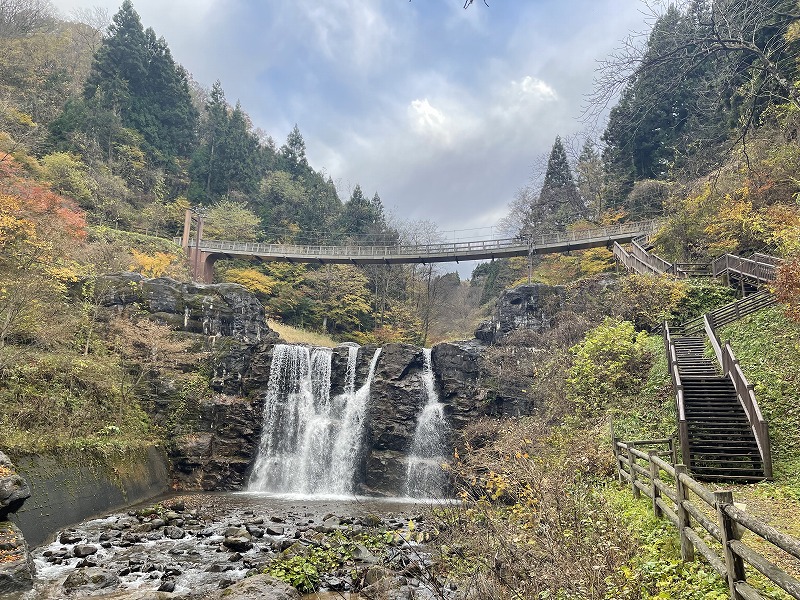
[268,320,338,347]
[429,417,634,599]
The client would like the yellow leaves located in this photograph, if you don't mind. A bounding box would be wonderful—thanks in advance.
[129,250,176,278]
[224,268,276,297]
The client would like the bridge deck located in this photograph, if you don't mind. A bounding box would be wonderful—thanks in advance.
[191,220,662,265]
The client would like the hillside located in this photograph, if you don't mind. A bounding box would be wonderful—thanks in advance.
[0,1,799,598]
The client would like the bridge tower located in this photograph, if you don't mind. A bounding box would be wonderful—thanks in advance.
[181,208,217,283]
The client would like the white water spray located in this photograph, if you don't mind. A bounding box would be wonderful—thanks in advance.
[247,344,381,496]
[405,348,450,498]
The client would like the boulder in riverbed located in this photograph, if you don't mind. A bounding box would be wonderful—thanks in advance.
[213,574,300,599]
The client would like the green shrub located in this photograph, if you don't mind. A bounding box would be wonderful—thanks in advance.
[566,318,653,416]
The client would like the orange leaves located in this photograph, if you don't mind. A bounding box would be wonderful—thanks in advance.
[774,258,800,321]
[0,155,87,243]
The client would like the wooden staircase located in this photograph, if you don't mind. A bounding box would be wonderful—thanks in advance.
[670,334,765,481]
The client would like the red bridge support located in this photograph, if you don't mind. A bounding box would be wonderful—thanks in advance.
[181,208,217,283]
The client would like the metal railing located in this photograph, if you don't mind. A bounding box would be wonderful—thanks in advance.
[189,219,663,262]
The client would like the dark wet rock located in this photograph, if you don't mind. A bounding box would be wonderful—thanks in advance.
[59,530,82,545]
[0,452,30,519]
[163,525,185,539]
[158,579,176,592]
[98,530,119,542]
[245,525,264,537]
[62,567,119,593]
[73,544,98,558]
[214,574,300,599]
[265,525,284,536]
[0,522,34,593]
[170,394,263,491]
[223,527,253,552]
[476,282,565,344]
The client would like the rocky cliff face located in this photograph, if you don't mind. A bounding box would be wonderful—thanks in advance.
[84,276,564,496]
[83,273,279,490]
[475,283,565,344]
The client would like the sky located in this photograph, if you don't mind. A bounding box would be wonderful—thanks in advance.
[54,0,651,268]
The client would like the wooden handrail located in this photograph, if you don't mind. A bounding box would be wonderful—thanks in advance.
[612,437,799,600]
[664,322,690,466]
[712,252,780,284]
[697,309,774,479]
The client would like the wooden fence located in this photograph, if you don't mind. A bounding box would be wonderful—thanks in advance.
[612,438,800,599]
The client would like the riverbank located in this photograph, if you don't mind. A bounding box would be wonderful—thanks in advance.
[16,493,447,599]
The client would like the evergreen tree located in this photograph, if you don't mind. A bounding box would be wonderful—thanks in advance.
[221,101,260,195]
[84,0,147,116]
[280,124,308,176]
[339,184,387,238]
[82,0,197,164]
[525,136,583,233]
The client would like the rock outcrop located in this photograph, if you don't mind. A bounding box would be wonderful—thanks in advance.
[0,451,30,520]
[89,272,271,344]
[170,394,264,491]
[0,453,33,593]
[475,282,565,344]
[360,344,426,495]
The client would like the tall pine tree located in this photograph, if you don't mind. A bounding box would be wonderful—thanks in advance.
[524,136,583,233]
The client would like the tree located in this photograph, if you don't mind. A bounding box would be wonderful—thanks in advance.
[522,136,584,234]
[574,139,605,220]
[305,265,372,333]
[203,198,260,241]
[82,0,197,165]
[0,0,54,38]
[339,184,387,238]
[595,0,800,195]
[280,124,308,176]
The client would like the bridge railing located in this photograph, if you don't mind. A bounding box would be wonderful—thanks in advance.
[711,253,781,284]
[191,219,663,258]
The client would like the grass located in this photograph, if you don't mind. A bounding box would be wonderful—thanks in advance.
[268,320,339,347]
[719,305,800,490]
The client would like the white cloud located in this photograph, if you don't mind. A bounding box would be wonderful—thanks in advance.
[294,0,397,74]
[408,98,450,145]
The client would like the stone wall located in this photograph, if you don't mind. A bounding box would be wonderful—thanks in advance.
[9,447,169,548]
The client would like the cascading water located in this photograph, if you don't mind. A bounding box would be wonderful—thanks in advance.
[247,344,381,497]
[405,348,451,499]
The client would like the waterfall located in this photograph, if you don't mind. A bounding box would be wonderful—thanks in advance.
[247,344,381,497]
[405,348,450,499]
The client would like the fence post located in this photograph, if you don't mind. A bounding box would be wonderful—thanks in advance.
[715,490,745,599]
[669,437,678,465]
[627,445,640,499]
[674,465,695,562]
[649,451,662,518]
[612,437,624,484]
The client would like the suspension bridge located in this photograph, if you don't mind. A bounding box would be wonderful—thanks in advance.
[179,210,663,282]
